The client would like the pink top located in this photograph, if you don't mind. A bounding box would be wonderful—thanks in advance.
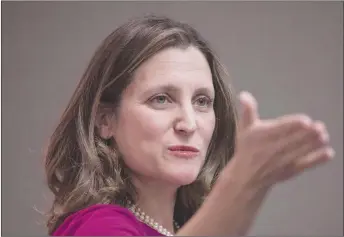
[52,204,163,236]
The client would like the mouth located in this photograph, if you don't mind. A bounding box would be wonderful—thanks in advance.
[168,145,200,159]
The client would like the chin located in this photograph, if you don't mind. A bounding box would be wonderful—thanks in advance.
[165,168,201,186]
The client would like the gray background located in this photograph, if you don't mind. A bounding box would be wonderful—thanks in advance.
[2,1,343,236]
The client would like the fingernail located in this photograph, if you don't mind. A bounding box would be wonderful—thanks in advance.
[327,148,335,159]
[321,131,329,143]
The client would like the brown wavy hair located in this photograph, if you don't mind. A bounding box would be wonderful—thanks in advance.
[44,14,238,235]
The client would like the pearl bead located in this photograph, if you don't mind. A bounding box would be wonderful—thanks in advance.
[127,204,179,236]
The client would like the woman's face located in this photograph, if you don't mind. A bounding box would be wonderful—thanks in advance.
[112,46,216,186]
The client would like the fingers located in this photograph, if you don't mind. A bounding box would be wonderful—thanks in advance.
[274,120,334,182]
[274,120,329,164]
[262,114,313,140]
[279,146,334,182]
[289,120,334,172]
[238,91,259,131]
[293,146,334,171]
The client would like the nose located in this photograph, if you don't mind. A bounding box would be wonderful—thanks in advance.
[174,106,197,134]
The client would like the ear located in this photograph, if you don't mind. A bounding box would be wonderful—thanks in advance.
[95,106,116,140]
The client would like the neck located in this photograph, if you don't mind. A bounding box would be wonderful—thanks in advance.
[131,175,179,233]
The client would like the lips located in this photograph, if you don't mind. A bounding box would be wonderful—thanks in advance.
[168,145,200,159]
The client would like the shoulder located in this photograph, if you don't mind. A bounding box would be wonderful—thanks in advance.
[52,204,145,236]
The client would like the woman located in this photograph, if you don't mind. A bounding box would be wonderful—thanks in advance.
[45,15,334,236]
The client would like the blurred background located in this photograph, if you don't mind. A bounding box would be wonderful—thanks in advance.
[2,1,343,236]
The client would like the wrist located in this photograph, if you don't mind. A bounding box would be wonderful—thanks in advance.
[211,170,269,209]
[216,159,271,199]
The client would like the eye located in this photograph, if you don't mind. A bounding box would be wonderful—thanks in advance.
[148,94,173,109]
[194,96,213,108]
[152,95,169,104]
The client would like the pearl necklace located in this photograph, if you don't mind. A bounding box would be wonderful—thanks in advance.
[127,201,180,236]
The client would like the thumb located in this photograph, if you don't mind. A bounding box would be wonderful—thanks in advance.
[238,91,259,130]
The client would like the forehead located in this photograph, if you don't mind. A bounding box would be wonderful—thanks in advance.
[130,46,213,91]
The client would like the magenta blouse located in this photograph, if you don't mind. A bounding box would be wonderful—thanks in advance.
[52,204,163,236]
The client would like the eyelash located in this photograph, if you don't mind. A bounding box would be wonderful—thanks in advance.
[194,96,214,107]
[149,94,214,108]
[150,94,172,104]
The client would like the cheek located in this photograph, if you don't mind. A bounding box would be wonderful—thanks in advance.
[130,109,170,138]
[199,112,216,144]
[116,107,171,155]
[115,107,175,176]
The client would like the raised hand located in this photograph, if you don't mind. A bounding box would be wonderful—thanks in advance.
[229,91,334,190]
